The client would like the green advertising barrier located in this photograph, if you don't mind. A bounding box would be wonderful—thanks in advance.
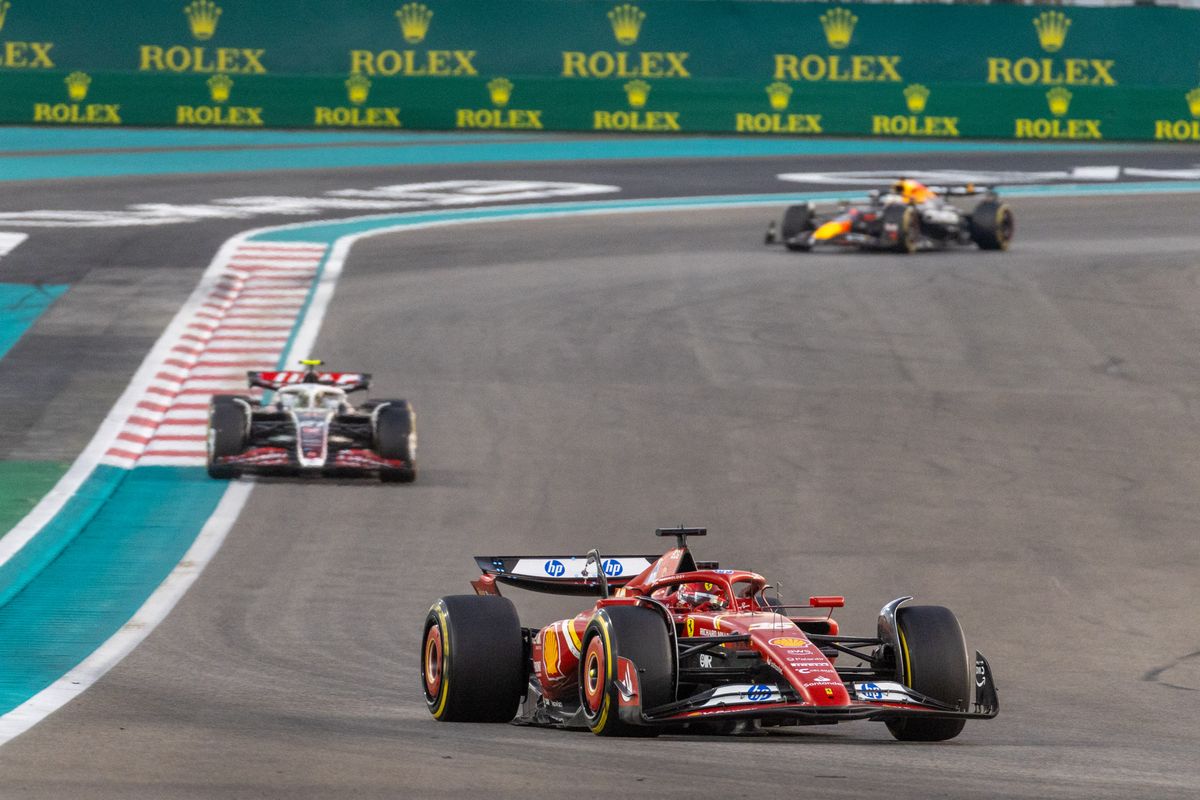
[1,0,1199,141]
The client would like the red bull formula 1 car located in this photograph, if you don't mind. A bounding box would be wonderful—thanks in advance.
[206,359,416,482]
[765,179,1014,254]
[421,527,998,739]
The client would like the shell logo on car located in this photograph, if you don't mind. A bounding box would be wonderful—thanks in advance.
[768,637,810,648]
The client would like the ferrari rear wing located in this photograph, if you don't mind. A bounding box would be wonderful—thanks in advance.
[472,553,659,596]
[248,370,371,392]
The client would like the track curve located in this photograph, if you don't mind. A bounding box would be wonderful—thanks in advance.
[2,193,1200,798]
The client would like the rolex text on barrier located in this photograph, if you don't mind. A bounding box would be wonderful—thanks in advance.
[0,1,1194,140]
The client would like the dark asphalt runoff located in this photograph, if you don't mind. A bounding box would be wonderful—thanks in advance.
[2,153,1200,798]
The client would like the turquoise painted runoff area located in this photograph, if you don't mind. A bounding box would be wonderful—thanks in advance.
[0,467,226,714]
[0,283,69,360]
[0,126,1133,182]
[0,128,532,152]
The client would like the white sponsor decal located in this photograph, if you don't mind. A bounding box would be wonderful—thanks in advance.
[854,681,914,703]
[698,684,780,708]
[511,556,652,580]
[777,166,1200,187]
[0,180,619,228]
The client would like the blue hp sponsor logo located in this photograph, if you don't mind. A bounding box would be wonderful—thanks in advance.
[543,559,566,577]
[601,559,624,577]
[858,682,884,700]
[747,684,773,702]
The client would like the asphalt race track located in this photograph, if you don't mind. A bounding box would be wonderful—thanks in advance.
[2,147,1200,798]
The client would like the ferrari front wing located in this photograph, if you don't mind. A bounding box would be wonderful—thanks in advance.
[614,651,998,728]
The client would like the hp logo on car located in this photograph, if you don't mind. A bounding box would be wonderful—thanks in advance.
[858,682,884,700]
[601,559,623,577]
[747,684,773,702]
[543,559,567,577]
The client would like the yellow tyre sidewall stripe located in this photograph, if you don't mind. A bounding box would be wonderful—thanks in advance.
[898,626,913,687]
[588,614,614,733]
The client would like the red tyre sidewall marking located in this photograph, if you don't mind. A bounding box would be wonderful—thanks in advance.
[583,635,606,715]
[424,624,443,700]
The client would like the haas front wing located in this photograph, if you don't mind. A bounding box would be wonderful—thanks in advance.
[213,409,407,474]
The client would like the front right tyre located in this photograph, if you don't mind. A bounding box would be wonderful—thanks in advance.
[969,200,1014,251]
[206,395,248,479]
[373,399,416,483]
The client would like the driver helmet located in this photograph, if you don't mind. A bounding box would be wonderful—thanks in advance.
[892,178,934,203]
[675,582,727,611]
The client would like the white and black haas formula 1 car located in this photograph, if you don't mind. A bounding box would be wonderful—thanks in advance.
[421,527,998,739]
[206,359,416,482]
[765,178,1014,254]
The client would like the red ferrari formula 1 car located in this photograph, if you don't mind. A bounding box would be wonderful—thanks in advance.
[421,527,998,739]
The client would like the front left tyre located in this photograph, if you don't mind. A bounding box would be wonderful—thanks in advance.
[373,400,416,483]
[885,605,972,742]
[882,204,920,254]
[206,395,248,479]
[422,595,526,722]
[781,204,815,251]
[579,605,674,736]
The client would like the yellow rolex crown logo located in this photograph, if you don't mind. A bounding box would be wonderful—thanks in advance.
[624,79,650,108]
[487,77,513,107]
[396,3,433,44]
[345,74,371,105]
[903,83,930,114]
[207,73,233,103]
[820,7,857,50]
[1033,10,1070,53]
[184,0,222,41]
[765,82,792,111]
[1046,86,1072,117]
[608,4,645,46]
[1186,87,1200,118]
[0,1,11,34]
[65,72,91,103]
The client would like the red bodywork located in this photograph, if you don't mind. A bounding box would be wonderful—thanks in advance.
[469,536,998,731]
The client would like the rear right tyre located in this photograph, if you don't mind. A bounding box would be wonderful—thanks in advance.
[421,595,526,722]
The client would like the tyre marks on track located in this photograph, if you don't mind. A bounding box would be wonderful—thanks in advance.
[101,242,327,468]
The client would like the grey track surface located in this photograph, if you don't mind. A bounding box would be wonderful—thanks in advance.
[3,194,1200,798]
[3,144,1200,458]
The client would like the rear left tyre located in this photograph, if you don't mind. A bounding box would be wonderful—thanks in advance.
[579,605,674,736]
[885,605,971,742]
[421,595,525,722]
[206,395,249,479]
